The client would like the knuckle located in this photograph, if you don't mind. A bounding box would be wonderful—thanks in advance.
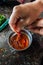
[39,29,43,35]
[13,6,20,12]
[13,5,21,15]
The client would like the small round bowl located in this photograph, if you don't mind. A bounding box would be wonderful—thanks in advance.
[7,29,32,51]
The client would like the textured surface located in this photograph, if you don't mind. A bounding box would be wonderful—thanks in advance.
[0,1,43,65]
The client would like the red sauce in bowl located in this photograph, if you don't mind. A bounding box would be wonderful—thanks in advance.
[9,33,29,50]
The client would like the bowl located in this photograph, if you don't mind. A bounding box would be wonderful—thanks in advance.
[7,29,32,51]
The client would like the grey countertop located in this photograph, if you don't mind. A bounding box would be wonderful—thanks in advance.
[0,3,43,65]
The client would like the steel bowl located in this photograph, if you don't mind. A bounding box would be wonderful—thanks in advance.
[7,29,32,51]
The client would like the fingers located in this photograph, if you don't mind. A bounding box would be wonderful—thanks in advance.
[16,17,30,29]
[31,18,43,27]
[28,18,43,35]
[29,27,43,35]
[9,6,21,24]
[35,18,43,27]
[9,6,21,32]
[28,18,43,28]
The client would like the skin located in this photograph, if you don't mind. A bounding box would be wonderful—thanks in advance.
[9,0,43,35]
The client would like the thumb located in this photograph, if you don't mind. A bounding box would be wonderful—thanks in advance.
[9,6,21,32]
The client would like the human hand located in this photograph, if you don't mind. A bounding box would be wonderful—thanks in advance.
[9,1,42,32]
